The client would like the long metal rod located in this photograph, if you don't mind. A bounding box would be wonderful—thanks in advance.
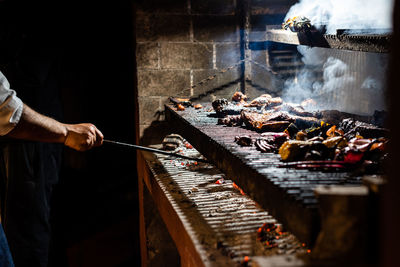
[103,139,209,163]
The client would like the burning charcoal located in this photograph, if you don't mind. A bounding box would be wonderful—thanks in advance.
[212,98,228,113]
[217,115,243,126]
[194,103,203,109]
[232,91,247,102]
[235,135,253,146]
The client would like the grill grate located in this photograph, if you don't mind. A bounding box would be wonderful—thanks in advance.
[165,103,364,244]
[146,142,308,265]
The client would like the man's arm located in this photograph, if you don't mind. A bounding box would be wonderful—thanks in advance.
[7,104,103,151]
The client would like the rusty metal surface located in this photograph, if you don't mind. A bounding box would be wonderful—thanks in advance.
[265,29,391,53]
[165,104,364,245]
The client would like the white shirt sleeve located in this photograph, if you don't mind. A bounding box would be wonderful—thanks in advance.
[0,71,24,136]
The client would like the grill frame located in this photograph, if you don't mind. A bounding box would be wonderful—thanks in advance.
[165,103,365,245]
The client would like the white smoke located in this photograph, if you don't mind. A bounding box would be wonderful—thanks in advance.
[281,46,388,115]
[284,0,394,34]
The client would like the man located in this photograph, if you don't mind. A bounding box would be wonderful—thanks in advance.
[0,72,103,151]
[0,70,103,267]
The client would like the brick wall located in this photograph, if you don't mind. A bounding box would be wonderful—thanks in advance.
[136,0,294,144]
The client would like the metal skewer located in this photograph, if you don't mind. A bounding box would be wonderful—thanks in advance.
[103,139,209,163]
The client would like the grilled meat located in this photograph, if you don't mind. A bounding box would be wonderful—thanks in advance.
[235,135,253,146]
[255,138,275,152]
[245,94,283,108]
[169,97,192,107]
[272,103,314,117]
[316,110,372,125]
[232,91,247,102]
[339,118,389,139]
[212,98,228,113]
[256,132,289,153]
[162,134,184,151]
[241,110,292,132]
[218,115,243,126]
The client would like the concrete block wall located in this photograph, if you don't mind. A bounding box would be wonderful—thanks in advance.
[136,0,242,141]
[246,0,295,99]
[136,0,296,142]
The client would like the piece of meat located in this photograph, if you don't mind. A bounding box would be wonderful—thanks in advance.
[273,103,314,117]
[291,115,320,129]
[255,138,275,152]
[162,134,184,151]
[194,104,203,109]
[212,99,228,113]
[241,110,292,132]
[245,94,272,107]
[232,91,247,102]
[339,118,389,139]
[255,132,289,153]
[244,94,282,108]
[316,110,373,125]
[235,135,253,146]
[169,97,192,107]
[217,115,243,126]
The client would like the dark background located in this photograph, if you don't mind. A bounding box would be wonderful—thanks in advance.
[0,0,140,266]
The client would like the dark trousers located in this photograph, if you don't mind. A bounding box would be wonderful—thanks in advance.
[0,141,62,267]
[0,223,14,267]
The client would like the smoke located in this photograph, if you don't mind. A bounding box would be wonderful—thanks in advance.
[284,0,394,34]
[281,46,388,115]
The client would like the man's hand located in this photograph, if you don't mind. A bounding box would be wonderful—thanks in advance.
[64,123,104,151]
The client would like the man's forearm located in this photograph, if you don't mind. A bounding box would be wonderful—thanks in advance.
[7,104,68,143]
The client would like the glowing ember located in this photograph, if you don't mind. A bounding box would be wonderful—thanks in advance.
[215,178,225,184]
[185,143,193,149]
[232,182,246,196]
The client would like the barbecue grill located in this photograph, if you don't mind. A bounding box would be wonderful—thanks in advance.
[136,0,394,265]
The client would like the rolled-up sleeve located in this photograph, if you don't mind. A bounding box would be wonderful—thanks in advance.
[0,71,23,136]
